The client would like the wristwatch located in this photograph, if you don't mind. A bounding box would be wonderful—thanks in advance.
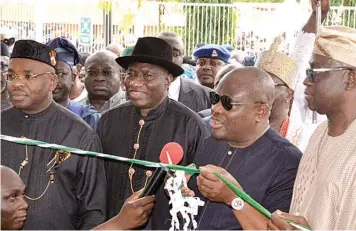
[231,197,245,210]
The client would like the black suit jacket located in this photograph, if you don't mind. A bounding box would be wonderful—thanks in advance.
[178,78,212,112]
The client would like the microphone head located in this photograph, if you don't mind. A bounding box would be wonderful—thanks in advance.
[159,142,184,165]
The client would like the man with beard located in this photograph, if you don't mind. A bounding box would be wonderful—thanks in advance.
[157,31,212,112]
[47,37,100,129]
[81,50,125,112]
[1,40,106,229]
[1,42,11,110]
[193,44,230,88]
[97,37,208,229]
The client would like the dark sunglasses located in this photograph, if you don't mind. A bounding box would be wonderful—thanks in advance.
[306,67,352,83]
[209,92,265,111]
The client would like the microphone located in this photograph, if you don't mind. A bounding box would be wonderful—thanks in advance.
[139,142,183,198]
[159,142,183,165]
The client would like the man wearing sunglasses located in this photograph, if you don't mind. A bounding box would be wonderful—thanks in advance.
[198,63,243,131]
[1,40,106,229]
[182,67,301,229]
[267,26,356,230]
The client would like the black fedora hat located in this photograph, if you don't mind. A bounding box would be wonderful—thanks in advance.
[116,37,184,77]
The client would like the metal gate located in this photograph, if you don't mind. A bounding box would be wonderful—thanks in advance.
[1,0,355,55]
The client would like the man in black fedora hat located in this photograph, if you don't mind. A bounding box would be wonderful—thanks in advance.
[97,37,208,229]
[1,40,106,229]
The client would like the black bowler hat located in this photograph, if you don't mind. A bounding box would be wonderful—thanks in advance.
[116,37,184,77]
[11,40,57,68]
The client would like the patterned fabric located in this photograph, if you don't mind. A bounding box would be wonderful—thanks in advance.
[11,40,57,68]
[313,26,356,68]
[255,36,298,89]
[279,116,290,138]
[290,120,356,229]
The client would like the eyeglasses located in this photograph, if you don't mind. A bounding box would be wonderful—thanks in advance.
[4,72,54,82]
[209,91,265,111]
[306,67,352,83]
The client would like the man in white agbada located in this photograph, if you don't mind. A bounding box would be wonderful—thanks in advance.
[267,25,356,230]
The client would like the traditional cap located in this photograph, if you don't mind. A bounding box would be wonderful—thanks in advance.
[1,42,9,57]
[47,37,80,67]
[313,26,356,68]
[255,36,298,89]
[11,40,57,68]
[193,44,231,63]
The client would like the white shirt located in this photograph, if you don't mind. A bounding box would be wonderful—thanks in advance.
[286,31,327,153]
[168,76,181,101]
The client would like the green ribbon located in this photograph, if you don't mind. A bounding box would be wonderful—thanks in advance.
[0,134,311,230]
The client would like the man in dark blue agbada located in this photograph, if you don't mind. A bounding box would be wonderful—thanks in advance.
[47,37,100,129]
[97,37,208,230]
[1,40,106,230]
[183,67,301,230]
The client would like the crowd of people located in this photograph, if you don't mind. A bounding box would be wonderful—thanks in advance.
[1,0,356,229]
